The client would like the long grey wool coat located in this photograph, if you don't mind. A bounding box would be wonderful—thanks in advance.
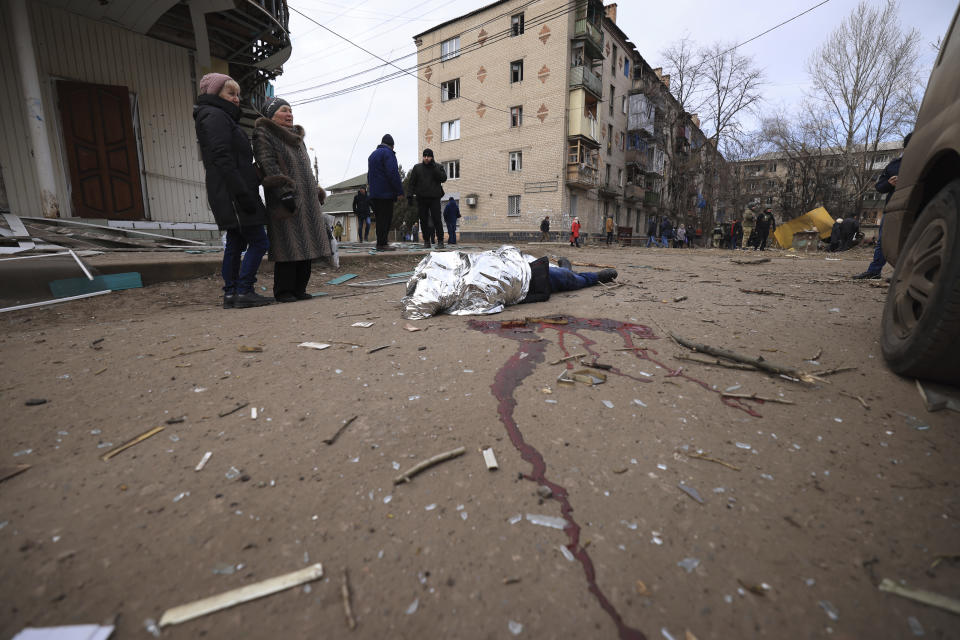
[252,117,332,263]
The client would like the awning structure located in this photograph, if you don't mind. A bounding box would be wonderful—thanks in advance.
[774,206,835,248]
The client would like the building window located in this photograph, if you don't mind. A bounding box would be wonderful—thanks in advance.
[509,151,522,172]
[511,13,524,36]
[510,60,524,83]
[765,196,773,205]
[441,119,460,141]
[609,85,615,115]
[621,96,627,114]
[768,162,777,172]
[766,180,776,188]
[440,78,460,101]
[624,58,630,78]
[607,124,613,154]
[618,168,623,187]
[611,45,618,76]
[510,106,523,127]
[441,37,460,61]
[508,195,521,216]
[444,160,460,179]
[605,164,611,185]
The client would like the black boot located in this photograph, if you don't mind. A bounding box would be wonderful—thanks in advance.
[222,292,236,309]
[557,257,573,271]
[597,269,618,283]
[234,291,273,308]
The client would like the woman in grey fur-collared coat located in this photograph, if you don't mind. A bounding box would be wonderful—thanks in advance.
[253,97,333,302]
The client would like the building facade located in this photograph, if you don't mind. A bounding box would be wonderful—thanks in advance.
[412,0,721,244]
[0,0,289,227]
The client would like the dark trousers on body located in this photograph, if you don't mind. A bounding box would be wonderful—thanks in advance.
[371,198,394,247]
[222,225,269,294]
[273,260,312,297]
[446,218,458,245]
[756,226,770,250]
[548,267,599,291]
[361,216,371,241]
[417,197,442,244]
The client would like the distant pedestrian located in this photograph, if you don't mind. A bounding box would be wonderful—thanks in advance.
[333,219,343,242]
[605,216,615,245]
[407,148,447,249]
[731,219,743,249]
[755,208,776,251]
[659,217,673,248]
[352,187,372,242]
[646,217,660,247]
[443,197,461,245]
[570,216,581,247]
[676,223,687,248]
[367,134,404,251]
[194,73,270,309]
[540,215,551,242]
[853,132,911,279]
[253,97,334,303]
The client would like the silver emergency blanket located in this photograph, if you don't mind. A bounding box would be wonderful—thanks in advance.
[401,245,532,319]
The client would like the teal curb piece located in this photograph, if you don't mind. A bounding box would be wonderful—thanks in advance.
[49,272,142,298]
[326,274,358,285]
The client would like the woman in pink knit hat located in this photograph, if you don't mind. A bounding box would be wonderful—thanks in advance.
[193,73,271,308]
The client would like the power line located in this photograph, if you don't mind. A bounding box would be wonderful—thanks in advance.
[287,0,583,108]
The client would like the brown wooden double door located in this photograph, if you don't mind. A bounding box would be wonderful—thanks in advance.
[57,80,144,220]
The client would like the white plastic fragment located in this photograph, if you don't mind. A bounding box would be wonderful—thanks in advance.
[508,514,523,525]
[602,400,614,409]
[173,491,190,503]
[558,545,575,562]
[908,616,924,636]
[251,407,258,420]
[525,513,567,529]
[405,598,419,615]
[225,466,241,480]
[482,447,499,470]
[633,399,647,407]
[677,557,700,573]
[508,620,523,635]
[819,600,839,621]
[425,503,437,511]
[298,342,330,350]
[661,627,677,640]
[351,321,374,328]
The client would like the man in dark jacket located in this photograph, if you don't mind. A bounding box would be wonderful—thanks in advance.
[443,198,461,245]
[829,218,843,252]
[659,217,674,248]
[352,187,371,242]
[731,219,743,249]
[646,217,660,247]
[407,148,447,248]
[193,73,270,309]
[853,132,912,279]
[367,134,404,251]
[540,216,550,242]
[755,208,776,251]
[839,216,860,251]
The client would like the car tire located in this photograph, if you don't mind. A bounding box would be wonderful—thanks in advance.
[881,178,960,383]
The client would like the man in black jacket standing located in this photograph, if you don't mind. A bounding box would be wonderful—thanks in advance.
[755,208,776,251]
[407,148,447,249]
[352,187,371,242]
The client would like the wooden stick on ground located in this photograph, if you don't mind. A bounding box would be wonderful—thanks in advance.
[731,257,771,265]
[159,564,325,627]
[739,288,786,297]
[839,391,870,409]
[342,569,357,630]
[324,416,358,446]
[163,347,215,360]
[218,402,249,418]
[394,446,466,485]
[812,366,856,377]
[721,392,795,405]
[674,353,759,372]
[687,451,741,471]
[101,426,165,461]
[572,261,616,269]
[878,577,960,615]
[670,333,824,384]
[549,353,586,365]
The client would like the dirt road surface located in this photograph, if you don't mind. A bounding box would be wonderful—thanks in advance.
[2,244,957,639]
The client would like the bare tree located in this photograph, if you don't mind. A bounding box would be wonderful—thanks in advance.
[761,106,835,219]
[699,42,765,158]
[806,0,921,217]
[660,37,706,114]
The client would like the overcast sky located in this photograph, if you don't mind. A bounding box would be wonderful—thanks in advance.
[274,0,956,189]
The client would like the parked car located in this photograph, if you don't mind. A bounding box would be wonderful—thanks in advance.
[880,4,960,384]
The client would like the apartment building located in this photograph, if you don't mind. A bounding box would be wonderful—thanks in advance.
[413,0,720,243]
[734,140,904,224]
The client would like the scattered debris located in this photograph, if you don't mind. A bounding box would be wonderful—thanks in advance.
[839,391,870,410]
[525,513,568,529]
[0,464,31,484]
[503,577,522,585]
[341,569,356,630]
[0,290,112,314]
[634,580,648,596]
[739,579,772,596]
[878,577,960,615]
[351,321,375,328]
[731,257,771,265]
[721,392,795,405]
[237,345,262,353]
[158,563,324,627]
[557,369,606,385]
[404,598,419,615]
[195,451,213,472]
[10,624,115,639]
[323,416,358,446]
[677,557,700,573]
[49,272,141,298]
[674,353,758,371]
[930,553,960,570]
[678,483,704,504]
[670,333,824,384]
[327,274,358,285]
[482,447,499,470]
[164,417,185,425]
[101,426,165,461]
[673,295,688,302]
[298,342,331,350]
[404,323,422,332]
[739,287,785,297]
[811,366,856,377]
[162,347,215,360]
[807,347,823,361]
[394,446,466,485]
[818,600,840,621]
[686,451,740,472]
[218,402,249,418]
[916,380,960,413]
[366,344,390,354]
[24,398,47,406]
[537,485,553,499]
[549,353,586,365]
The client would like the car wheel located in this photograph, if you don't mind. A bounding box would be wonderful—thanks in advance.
[881,178,960,382]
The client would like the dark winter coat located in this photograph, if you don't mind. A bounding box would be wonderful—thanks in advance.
[408,160,447,199]
[659,218,673,239]
[876,157,902,204]
[540,218,550,233]
[647,219,657,236]
[367,144,404,200]
[756,211,775,231]
[444,199,461,225]
[352,191,371,216]
[252,117,332,263]
[193,94,266,230]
